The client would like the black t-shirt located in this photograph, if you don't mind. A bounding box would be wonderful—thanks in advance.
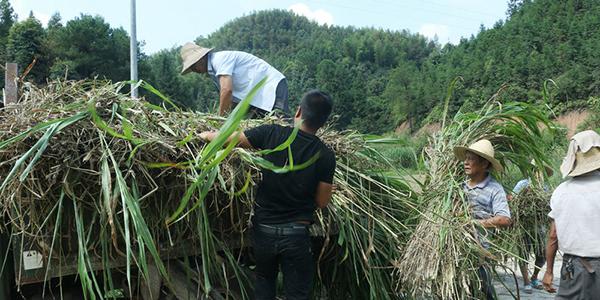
[244,124,336,224]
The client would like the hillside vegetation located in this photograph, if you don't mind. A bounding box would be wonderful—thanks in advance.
[2,0,600,133]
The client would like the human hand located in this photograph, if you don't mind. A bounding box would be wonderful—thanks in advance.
[199,131,213,141]
[542,271,556,293]
[477,219,490,228]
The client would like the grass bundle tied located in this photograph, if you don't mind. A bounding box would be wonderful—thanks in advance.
[0,79,413,299]
[394,95,556,299]
[498,183,551,265]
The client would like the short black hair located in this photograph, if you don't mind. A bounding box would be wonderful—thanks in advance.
[300,90,333,129]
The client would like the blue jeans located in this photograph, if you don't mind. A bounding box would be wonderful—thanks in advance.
[252,223,314,300]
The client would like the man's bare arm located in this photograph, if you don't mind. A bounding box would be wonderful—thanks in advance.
[315,182,333,209]
[199,131,253,149]
[479,216,512,228]
[218,75,233,116]
[542,220,558,293]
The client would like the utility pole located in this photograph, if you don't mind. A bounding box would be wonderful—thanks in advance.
[130,0,138,98]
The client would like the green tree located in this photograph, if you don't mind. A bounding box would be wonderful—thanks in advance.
[0,0,17,89]
[383,61,421,130]
[45,13,64,79]
[6,12,48,83]
[0,0,16,42]
[181,9,435,127]
[49,14,130,81]
[12,2,600,134]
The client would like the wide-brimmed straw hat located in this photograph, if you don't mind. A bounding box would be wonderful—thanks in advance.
[454,139,503,172]
[568,147,600,177]
[180,42,213,75]
[560,130,600,177]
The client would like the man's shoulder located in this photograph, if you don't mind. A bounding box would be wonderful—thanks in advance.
[269,123,289,132]
[486,177,503,187]
[555,173,600,192]
[259,123,294,139]
[248,123,284,133]
[244,124,289,149]
[551,174,600,209]
[213,50,236,56]
[551,178,579,201]
[210,51,239,63]
[321,142,335,158]
[313,144,333,163]
[213,50,256,60]
[554,179,571,190]
[485,177,506,193]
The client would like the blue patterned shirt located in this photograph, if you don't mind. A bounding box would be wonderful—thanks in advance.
[463,175,511,220]
[463,175,511,249]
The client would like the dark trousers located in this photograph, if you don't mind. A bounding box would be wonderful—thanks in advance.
[478,264,496,300]
[252,223,314,300]
[273,78,290,115]
[521,228,546,270]
[557,254,600,300]
[243,79,290,119]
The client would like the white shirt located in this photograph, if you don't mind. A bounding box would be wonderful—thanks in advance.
[208,51,285,112]
[549,171,600,257]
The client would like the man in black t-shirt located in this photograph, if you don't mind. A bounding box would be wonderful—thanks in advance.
[199,90,335,300]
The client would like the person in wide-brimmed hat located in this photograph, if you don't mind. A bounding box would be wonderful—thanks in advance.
[453,139,511,227]
[180,42,289,117]
[543,130,600,297]
[454,139,511,300]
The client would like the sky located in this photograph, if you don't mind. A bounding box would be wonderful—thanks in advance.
[8,0,509,55]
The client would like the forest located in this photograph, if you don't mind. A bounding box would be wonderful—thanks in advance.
[1,0,599,134]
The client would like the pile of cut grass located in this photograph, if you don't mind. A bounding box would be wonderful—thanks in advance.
[0,79,413,299]
[496,181,552,267]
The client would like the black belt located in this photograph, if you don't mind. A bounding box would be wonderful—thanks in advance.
[255,223,309,236]
[564,254,599,275]
[564,254,600,261]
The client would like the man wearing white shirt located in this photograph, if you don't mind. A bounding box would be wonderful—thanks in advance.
[180,42,289,116]
[542,130,600,298]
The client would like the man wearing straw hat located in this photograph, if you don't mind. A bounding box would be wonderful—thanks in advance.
[542,130,600,298]
[180,42,289,117]
[454,139,511,300]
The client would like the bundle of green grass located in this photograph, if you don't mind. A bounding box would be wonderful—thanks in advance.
[0,80,412,299]
[496,181,552,269]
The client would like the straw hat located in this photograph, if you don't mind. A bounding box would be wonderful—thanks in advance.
[560,130,600,177]
[566,146,600,177]
[180,42,213,75]
[454,139,503,172]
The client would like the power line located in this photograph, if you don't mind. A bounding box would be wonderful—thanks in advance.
[400,0,504,19]
[301,0,485,32]
[341,0,502,23]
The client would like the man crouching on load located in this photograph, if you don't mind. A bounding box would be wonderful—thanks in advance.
[454,139,512,300]
[200,90,336,300]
